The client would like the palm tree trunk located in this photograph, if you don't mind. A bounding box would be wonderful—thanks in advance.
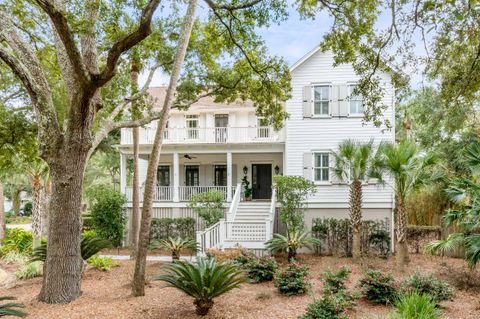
[31,174,42,248]
[0,182,6,243]
[396,196,408,271]
[12,188,21,216]
[131,0,197,297]
[350,179,363,260]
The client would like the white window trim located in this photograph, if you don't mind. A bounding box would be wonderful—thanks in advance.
[312,151,332,185]
[311,84,332,118]
[347,83,364,117]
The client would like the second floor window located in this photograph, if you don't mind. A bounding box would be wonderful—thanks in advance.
[314,152,330,182]
[348,84,364,115]
[186,115,198,139]
[313,85,330,116]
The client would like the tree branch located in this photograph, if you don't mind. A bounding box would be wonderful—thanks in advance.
[203,0,262,11]
[96,0,162,86]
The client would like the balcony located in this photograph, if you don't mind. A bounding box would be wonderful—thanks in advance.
[120,126,285,145]
[125,185,237,202]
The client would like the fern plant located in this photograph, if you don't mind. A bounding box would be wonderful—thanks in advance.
[391,293,441,319]
[150,237,197,261]
[31,236,112,262]
[154,257,245,316]
[0,296,26,317]
[266,230,320,260]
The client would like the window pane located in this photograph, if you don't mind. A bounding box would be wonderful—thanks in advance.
[315,154,322,167]
[314,102,322,115]
[321,86,329,100]
[321,102,329,115]
[315,168,322,181]
[322,154,329,167]
[322,168,329,181]
[314,87,322,100]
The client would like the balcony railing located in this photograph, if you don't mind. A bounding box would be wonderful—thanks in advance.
[121,126,285,145]
[125,185,236,202]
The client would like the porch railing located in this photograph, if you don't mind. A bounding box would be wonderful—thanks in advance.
[125,186,172,202]
[125,185,236,202]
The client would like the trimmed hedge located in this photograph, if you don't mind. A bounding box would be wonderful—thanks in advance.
[150,217,196,241]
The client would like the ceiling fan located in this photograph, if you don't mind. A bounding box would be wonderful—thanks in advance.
[183,154,197,160]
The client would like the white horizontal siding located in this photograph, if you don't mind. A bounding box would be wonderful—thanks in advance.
[286,50,395,205]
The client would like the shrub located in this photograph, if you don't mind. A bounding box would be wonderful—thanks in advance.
[150,218,195,241]
[15,261,43,280]
[87,255,118,271]
[82,230,98,240]
[89,187,127,247]
[206,247,253,264]
[298,295,349,319]
[187,190,225,227]
[274,261,310,296]
[391,293,441,319]
[0,296,27,317]
[150,237,197,260]
[22,202,32,217]
[402,272,454,304]
[245,256,278,283]
[358,270,399,304]
[1,251,28,264]
[266,230,320,260]
[322,266,351,295]
[0,229,33,256]
[154,257,246,316]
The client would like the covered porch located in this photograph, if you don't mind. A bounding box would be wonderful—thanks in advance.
[120,151,283,203]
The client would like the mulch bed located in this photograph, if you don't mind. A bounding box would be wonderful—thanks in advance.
[0,254,479,319]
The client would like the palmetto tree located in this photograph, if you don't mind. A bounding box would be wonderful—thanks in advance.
[154,257,246,316]
[266,229,320,260]
[426,142,480,270]
[333,139,383,259]
[150,237,198,261]
[378,141,437,271]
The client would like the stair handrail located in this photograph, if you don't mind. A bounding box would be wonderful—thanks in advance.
[196,219,225,255]
[226,182,242,222]
[267,185,277,241]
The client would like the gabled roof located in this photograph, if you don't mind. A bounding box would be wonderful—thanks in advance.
[289,46,322,72]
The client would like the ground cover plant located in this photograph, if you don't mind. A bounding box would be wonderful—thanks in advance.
[358,270,399,305]
[274,261,310,296]
[245,256,278,283]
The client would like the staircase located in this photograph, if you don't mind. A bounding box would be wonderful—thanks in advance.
[196,184,276,254]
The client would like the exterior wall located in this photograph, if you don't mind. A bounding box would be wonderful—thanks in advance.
[285,49,395,208]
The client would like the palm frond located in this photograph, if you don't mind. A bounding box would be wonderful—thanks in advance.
[425,233,465,256]
[0,296,26,318]
[464,234,480,270]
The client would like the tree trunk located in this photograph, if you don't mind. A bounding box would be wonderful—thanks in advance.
[38,155,87,303]
[31,174,42,248]
[130,59,141,259]
[0,183,6,243]
[194,299,214,316]
[395,196,408,272]
[131,0,197,297]
[12,188,21,216]
[40,179,51,237]
[350,179,363,260]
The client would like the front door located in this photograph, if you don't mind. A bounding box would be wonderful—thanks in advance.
[185,165,199,186]
[215,114,228,143]
[214,165,227,186]
[252,164,272,200]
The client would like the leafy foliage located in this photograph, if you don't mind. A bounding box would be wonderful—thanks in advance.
[391,293,441,319]
[14,261,43,280]
[266,230,320,260]
[154,257,246,316]
[87,255,119,271]
[150,218,196,241]
[150,237,198,260]
[298,295,349,319]
[358,270,399,305]
[88,187,127,247]
[245,256,278,283]
[187,190,224,227]
[274,261,310,296]
[0,296,26,318]
[322,266,351,295]
[0,229,33,257]
[273,175,315,231]
[241,176,253,199]
[401,272,454,305]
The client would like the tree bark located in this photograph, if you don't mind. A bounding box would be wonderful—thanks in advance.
[0,183,6,243]
[350,179,363,260]
[31,174,42,248]
[130,59,141,259]
[131,0,197,297]
[12,188,21,216]
[40,179,51,237]
[395,196,408,272]
[38,154,87,304]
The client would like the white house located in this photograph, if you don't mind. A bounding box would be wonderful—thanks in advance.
[116,47,395,253]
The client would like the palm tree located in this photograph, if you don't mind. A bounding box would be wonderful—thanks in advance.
[154,257,246,315]
[266,229,320,260]
[150,237,198,261]
[426,142,480,269]
[333,139,383,259]
[378,141,437,271]
[24,160,48,248]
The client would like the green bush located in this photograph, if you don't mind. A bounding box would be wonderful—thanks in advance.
[187,190,225,227]
[358,270,399,304]
[82,230,98,240]
[89,187,126,247]
[322,266,351,295]
[87,255,118,271]
[245,256,278,283]
[391,293,441,319]
[274,261,310,296]
[0,229,33,256]
[150,218,196,241]
[298,295,349,319]
[15,261,43,280]
[2,251,28,264]
[402,272,454,304]
[22,202,32,217]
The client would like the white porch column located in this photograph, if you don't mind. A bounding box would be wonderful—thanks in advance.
[227,152,232,202]
[173,152,180,202]
[120,153,126,194]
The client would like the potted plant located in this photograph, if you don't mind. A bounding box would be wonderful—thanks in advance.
[242,176,253,201]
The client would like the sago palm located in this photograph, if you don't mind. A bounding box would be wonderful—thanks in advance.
[426,142,480,269]
[333,139,383,259]
[0,296,26,317]
[154,257,246,316]
[266,230,320,260]
[378,141,437,271]
[150,237,198,261]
